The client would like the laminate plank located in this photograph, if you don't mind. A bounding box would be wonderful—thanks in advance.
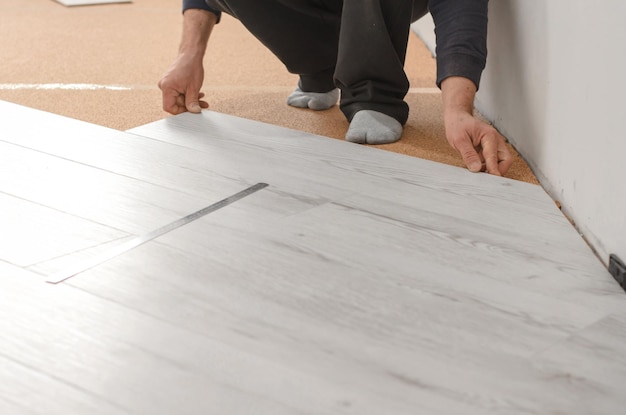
[2,100,540,212]
[0,101,345,213]
[0,271,441,415]
[0,355,130,415]
[0,260,43,280]
[54,0,131,6]
[55,197,622,352]
[28,221,626,414]
[0,102,237,196]
[22,242,551,414]
[530,313,626,414]
[0,141,227,234]
[128,110,544,201]
[0,101,547,221]
[127,111,623,305]
[330,191,625,309]
[0,193,125,267]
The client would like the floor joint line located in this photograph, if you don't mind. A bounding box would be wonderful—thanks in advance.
[46,183,269,284]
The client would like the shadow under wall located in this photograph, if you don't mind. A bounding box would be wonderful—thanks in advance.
[477,0,549,174]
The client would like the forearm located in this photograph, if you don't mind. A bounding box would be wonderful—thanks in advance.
[179,9,217,58]
[429,0,488,89]
[441,76,476,118]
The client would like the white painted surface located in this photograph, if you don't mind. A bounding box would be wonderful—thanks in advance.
[412,3,626,266]
[411,15,436,57]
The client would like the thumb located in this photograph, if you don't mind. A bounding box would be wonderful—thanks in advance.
[455,139,482,172]
[185,89,202,113]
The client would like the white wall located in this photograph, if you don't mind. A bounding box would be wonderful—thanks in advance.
[412,1,626,267]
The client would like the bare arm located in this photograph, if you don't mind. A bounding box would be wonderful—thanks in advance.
[441,76,513,176]
[158,9,217,114]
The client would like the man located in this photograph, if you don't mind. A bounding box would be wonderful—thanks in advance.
[159,0,512,176]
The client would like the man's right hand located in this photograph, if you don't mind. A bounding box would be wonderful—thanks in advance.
[158,53,208,114]
[158,9,217,115]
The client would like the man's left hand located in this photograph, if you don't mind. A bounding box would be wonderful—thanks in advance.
[441,76,513,177]
[444,109,513,176]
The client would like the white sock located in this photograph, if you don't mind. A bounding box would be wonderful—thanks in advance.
[345,110,403,145]
[287,86,339,110]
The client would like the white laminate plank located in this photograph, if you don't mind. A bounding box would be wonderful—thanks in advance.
[49,226,626,414]
[329,191,624,308]
[128,110,546,203]
[127,112,590,256]
[128,111,623,302]
[530,313,626,414]
[54,0,131,6]
[0,101,240,197]
[0,355,130,415]
[45,242,538,414]
[261,201,626,334]
[27,183,333,278]
[0,260,43,279]
[0,193,126,267]
[0,101,352,208]
[43,183,267,283]
[0,141,250,235]
[0,271,446,415]
[97,198,626,355]
[1,102,554,228]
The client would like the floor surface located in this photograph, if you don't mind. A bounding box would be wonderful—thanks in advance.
[1,100,625,414]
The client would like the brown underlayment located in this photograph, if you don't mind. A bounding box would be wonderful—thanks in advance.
[0,0,538,184]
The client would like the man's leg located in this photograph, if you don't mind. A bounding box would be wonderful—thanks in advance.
[206,0,341,110]
[340,0,429,144]
[205,0,431,143]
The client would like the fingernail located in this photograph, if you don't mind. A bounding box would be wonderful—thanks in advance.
[470,162,481,172]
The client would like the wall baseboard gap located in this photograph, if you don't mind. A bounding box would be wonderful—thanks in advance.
[609,254,626,292]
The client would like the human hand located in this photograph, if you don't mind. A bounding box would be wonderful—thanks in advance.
[158,53,209,115]
[444,110,513,176]
[440,77,513,176]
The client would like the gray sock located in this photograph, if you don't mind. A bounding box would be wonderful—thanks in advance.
[287,86,339,110]
[345,110,403,144]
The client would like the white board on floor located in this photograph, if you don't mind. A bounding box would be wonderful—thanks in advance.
[54,0,131,6]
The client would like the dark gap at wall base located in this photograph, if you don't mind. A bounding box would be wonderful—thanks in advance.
[609,254,626,292]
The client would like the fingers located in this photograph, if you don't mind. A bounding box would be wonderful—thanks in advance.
[198,92,209,109]
[185,87,202,113]
[444,109,514,177]
[158,80,207,115]
[158,75,185,115]
[160,85,183,115]
[480,130,513,176]
[496,140,514,176]
[480,136,502,176]
[455,136,483,173]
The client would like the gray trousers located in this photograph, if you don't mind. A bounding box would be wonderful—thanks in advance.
[206,0,429,124]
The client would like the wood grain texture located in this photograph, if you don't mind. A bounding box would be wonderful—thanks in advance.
[0,192,125,267]
[2,100,626,414]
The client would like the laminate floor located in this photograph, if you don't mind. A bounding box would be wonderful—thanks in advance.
[1,99,625,414]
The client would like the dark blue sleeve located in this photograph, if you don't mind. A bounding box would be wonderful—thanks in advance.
[429,0,488,89]
[182,0,222,23]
